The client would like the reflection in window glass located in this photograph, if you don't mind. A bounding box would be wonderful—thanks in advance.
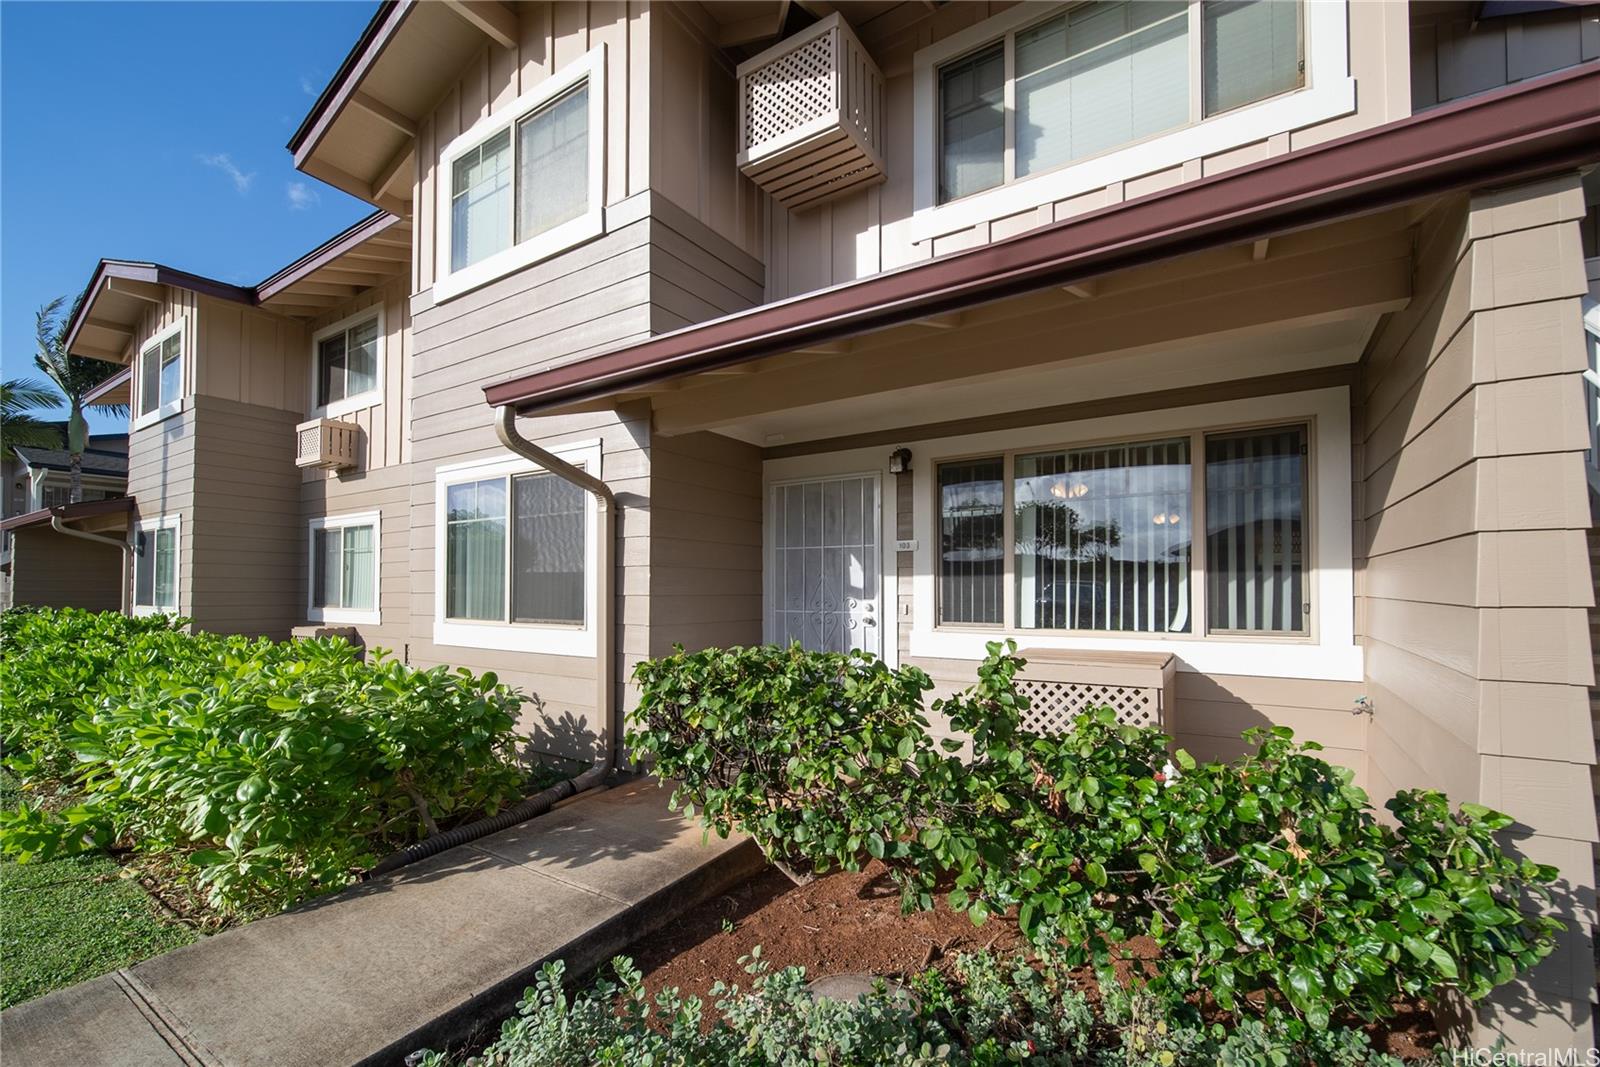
[938,458,1004,624]
[1205,425,1306,633]
[1014,439,1192,632]
[1203,0,1303,117]
[938,43,1005,203]
[450,128,512,272]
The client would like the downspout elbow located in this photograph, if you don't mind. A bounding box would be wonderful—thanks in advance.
[493,405,619,777]
[51,514,134,615]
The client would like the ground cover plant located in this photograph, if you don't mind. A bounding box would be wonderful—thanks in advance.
[0,607,537,917]
[628,641,1559,1050]
[414,942,1446,1066]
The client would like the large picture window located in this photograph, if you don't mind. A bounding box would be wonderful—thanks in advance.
[137,322,183,425]
[443,469,586,626]
[936,423,1307,637]
[935,0,1304,205]
[309,512,380,624]
[436,48,604,301]
[132,515,179,614]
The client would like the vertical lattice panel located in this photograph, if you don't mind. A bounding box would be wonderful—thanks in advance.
[1015,678,1162,734]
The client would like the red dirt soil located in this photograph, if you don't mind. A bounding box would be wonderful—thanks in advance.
[627,862,1441,1060]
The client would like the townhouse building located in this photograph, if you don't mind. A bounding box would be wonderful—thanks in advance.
[44,0,1600,1048]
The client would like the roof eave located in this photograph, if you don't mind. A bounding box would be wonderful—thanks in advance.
[484,62,1600,415]
[287,0,411,167]
[0,496,134,533]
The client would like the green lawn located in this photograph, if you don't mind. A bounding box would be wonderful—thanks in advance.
[0,774,197,1009]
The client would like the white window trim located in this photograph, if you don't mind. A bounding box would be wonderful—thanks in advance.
[131,512,181,617]
[307,510,383,626]
[308,307,386,421]
[433,46,607,304]
[909,0,1354,244]
[133,318,187,431]
[432,441,602,657]
[764,387,1357,681]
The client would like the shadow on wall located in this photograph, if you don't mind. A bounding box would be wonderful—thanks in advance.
[521,691,599,766]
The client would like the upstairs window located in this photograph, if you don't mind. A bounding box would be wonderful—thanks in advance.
[935,0,1304,205]
[436,48,604,301]
[313,311,381,415]
[137,322,183,425]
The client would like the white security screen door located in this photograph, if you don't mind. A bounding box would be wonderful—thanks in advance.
[771,475,881,657]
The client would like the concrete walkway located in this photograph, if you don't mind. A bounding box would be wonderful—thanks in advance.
[1,779,761,1067]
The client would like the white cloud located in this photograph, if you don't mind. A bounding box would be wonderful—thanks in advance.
[286,181,320,211]
[197,152,255,195]
[299,74,320,97]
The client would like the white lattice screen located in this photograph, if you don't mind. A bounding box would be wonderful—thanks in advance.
[1015,678,1163,734]
[743,31,836,151]
[736,14,886,211]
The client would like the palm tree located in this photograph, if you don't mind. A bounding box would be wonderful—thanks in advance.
[33,296,127,503]
[1,378,63,452]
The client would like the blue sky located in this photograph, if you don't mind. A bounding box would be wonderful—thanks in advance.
[1,1,380,433]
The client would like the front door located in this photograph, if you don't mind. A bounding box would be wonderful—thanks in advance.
[770,475,881,657]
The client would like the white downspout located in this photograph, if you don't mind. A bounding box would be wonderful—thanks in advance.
[50,515,133,615]
[494,404,618,782]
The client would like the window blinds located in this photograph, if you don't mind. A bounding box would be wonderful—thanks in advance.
[1015,2,1188,178]
[1203,0,1303,117]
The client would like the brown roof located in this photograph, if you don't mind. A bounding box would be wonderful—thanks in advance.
[485,62,1600,414]
[0,496,134,533]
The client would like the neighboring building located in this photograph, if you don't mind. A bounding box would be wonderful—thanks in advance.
[0,421,130,612]
[55,0,1600,1050]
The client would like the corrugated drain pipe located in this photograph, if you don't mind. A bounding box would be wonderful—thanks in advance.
[369,405,617,877]
[51,515,133,615]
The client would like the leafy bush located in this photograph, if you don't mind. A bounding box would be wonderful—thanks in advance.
[0,607,532,912]
[412,943,1436,1066]
[628,642,1560,1035]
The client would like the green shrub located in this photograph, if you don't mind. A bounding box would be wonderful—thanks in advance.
[412,944,1436,1066]
[0,607,531,912]
[628,642,1560,1035]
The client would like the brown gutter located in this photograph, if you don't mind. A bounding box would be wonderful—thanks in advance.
[486,62,1600,414]
[287,0,410,166]
[0,496,133,533]
[65,210,399,357]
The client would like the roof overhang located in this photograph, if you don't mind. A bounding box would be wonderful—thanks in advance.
[0,496,133,534]
[84,367,131,408]
[287,0,489,211]
[63,212,410,362]
[484,62,1600,416]
[64,262,253,363]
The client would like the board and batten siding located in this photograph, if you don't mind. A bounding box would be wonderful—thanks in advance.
[409,0,652,295]
[1354,174,1596,1050]
[647,0,1409,303]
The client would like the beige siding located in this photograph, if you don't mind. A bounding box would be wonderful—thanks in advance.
[126,407,200,619]
[6,528,123,613]
[300,277,414,473]
[411,0,652,294]
[649,0,1408,302]
[194,295,309,411]
[1411,4,1600,110]
[1355,175,1596,1049]
[647,431,764,659]
[185,396,303,638]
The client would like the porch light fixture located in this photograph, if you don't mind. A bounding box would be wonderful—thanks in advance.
[1050,481,1068,499]
[1071,483,1089,498]
[888,448,912,474]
